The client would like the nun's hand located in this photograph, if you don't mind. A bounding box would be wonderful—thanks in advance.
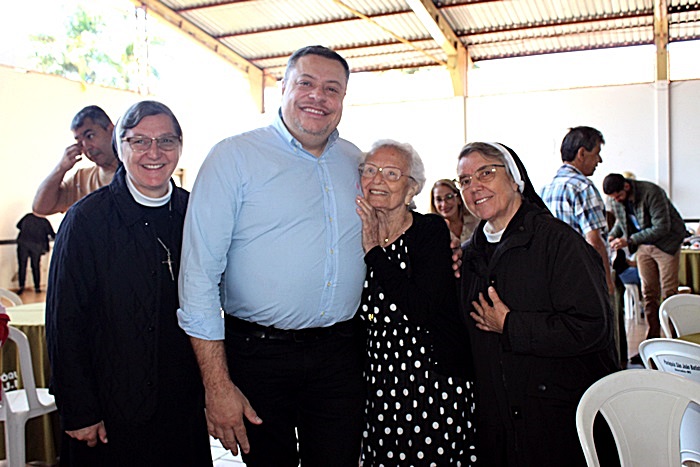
[470,286,509,333]
[450,235,462,278]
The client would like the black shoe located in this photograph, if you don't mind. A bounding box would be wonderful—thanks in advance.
[16,287,24,295]
[629,354,643,365]
[34,288,41,293]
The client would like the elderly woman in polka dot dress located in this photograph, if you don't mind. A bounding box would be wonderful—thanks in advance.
[355,140,477,466]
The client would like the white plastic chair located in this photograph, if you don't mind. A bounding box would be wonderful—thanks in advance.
[659,294,700,338]
[639,338,700,465]
[576,369,700,467]
[623,283,643,324]
[0,326,57,466]
[0,288,22,307]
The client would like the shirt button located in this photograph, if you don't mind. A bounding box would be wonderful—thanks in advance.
[329,216,333,222]
[321,311,326,316]
[330,249,334,255]
[538,384,547,392]
[327,281,332,287]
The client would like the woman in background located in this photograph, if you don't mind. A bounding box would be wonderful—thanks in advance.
[430,179,478,244]
[356,139,477,466]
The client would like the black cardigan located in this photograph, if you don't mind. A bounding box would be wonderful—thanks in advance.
[363,211,474,378]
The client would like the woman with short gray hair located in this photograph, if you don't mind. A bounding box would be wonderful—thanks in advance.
[355,139,477,465]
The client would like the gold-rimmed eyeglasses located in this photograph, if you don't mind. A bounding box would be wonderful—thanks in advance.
[122,135,181,152]
[455,164,505,190]
[359,163,415,182]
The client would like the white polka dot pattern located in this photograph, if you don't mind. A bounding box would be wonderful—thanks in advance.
[360,236,477,466]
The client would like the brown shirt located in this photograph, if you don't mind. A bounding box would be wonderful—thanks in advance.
[56,165,116,213]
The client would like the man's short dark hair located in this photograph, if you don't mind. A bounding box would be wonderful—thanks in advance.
[603,173,627,195]
[71,105,113,131]
[560,126,605,162]
[284,45,350,83]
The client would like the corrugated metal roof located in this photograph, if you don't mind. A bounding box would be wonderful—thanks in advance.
[142,0,700,80]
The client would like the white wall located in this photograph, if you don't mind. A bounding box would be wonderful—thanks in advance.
[2,66,699,289]
[670,79,700,218]
[465,83,658,196]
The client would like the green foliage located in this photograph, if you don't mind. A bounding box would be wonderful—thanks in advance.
[29,6,159,91]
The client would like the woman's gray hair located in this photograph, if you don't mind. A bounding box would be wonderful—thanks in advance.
[364,139,426,210]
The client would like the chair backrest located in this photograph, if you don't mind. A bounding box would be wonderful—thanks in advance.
[659,294,700,338]
[576,369,700,467]
[0,326,41,411]
[0,288,22,307]
[638,338,700,383]
[638,338,700,464]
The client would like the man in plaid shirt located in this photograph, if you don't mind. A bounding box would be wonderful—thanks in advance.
[541,126,613,293]
[541,126,620,365]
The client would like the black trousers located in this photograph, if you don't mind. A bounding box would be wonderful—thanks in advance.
[17,242,43,290]
[225,316,365,467]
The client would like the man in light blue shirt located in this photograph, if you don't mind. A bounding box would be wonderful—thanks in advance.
[178,46,366,466]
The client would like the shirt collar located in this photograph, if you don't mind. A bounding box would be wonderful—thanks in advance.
[562,163,585,177]
[273,108,339,155]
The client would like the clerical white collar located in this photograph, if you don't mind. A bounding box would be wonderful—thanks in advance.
[483,222,505,243]
[126,175,172,207]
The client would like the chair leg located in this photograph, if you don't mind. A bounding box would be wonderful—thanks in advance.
[5,417,27,467]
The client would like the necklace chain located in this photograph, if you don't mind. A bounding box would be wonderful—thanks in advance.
[382,216,411,245]
[156,237,175,281]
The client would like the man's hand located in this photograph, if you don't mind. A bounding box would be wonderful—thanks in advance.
[66,421,108,447]
[470,286,510,333]
[60,143,84,172]
[206,380,262,455]
[609,237,629,251]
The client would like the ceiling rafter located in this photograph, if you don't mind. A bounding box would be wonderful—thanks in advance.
[130,0,700,105]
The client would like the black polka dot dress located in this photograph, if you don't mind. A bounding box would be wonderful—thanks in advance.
[359,219,477,467]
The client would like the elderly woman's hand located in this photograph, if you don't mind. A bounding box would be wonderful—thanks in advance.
[356,195,381,253]
[470,286,509,333]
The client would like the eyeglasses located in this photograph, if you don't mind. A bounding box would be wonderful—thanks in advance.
[455,164,505,189]
[359,163,414,182]
[122,135,181,152]
[434,193,458,203]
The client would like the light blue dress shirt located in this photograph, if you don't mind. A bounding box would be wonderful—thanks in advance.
[177,112,365,340]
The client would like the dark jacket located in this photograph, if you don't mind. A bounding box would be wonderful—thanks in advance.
[46,167,200,430]
[16,213,55,252]
[608,179,686,255]
[460,199,618,466]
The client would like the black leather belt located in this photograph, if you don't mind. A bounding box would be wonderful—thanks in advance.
[225,314,355,343]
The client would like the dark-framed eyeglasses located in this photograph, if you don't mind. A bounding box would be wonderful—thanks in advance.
[122,135,181,152]
[455,164,506,189]
[359,163,414,182]
[434,193,459,203]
